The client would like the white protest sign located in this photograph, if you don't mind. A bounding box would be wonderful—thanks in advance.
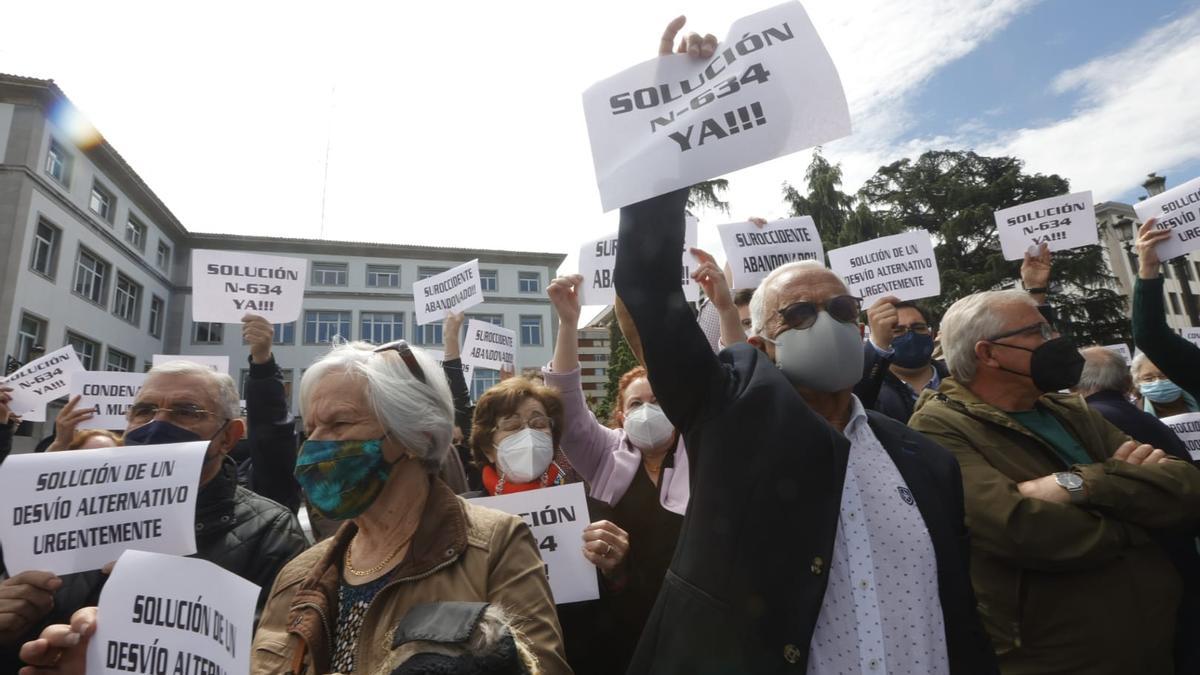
[1182,327,1200,348]
[827,231,941,306]
[0,441,206,575]
[583,2,850,211]
[717,216,824,289]
[425,349,473,389]
[414,259,484,326]
[0,346,85,419]
[88,550,258,675]
[1103,343,1132,365]
[460,320,517,371]
[578,217,699,305]
[1161,413,1200,461]
[470,483,598,604]
[993,191,1097,261]
[1133,176,1200,260]
[70,372,146,430]
[152,354,230,376]
[191,250,307,323]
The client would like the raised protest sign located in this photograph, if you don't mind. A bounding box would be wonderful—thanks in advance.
[460,320,517,371]
[191,250,307,323]
[470,483,598,604]
[1104,343,1132,365]
[717,216,824,288]
[88,550,258,675]
[582,2,850,211]
[152,354,230,376]
[1133,176,1200,260]
[579,217,700,305]
[0,441,206,575]
[425,349,474,389]
[0,346,84,421]
[827,231,941,306]
[993,191,1097,261]
[414,259,484,325]
[1183,327,1200,348]
[1161,413,1200,461]
[70,372,146,430]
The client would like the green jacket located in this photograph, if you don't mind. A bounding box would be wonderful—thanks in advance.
[910,378,1200,675]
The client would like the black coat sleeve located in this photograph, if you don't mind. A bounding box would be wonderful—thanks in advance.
[244,356,300,512]
[855,341,890,411]
[442,358,474,438]
[1133,276,1200,399]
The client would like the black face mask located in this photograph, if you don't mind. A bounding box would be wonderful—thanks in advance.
[990,336,1085,393]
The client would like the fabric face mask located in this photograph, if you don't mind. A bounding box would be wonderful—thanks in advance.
[765,311,863,392]
[890,332,935,369]
[623,403,675,451]
[294,438,394,521]
[991,336,1084,393]
[124,419,229,465]
[1140,379,1183,404]
[496,428,554,484]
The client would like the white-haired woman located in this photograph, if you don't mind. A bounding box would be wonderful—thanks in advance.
[17,340,567,675]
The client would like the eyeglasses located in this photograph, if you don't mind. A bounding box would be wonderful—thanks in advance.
[496,414,554,433]
[374,340,427,385]
[127,403,219,426]
[987,321,1057,342]
[777,295,862,331]
[891,322,932,337]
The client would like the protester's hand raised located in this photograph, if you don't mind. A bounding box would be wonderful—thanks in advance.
[867,295,902,351]
[582,520,630,578]
[1135,218,1172,280]
[690,248,734,310]
[547,275,583,327]
[18,605,94,675]
[46,395,94,452]
[0,571,61,645]
[659,15,717,58]
[241,313,274,365]
[0,386,17,426]
[1021,242,1051,303]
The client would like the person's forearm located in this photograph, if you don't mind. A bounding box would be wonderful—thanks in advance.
[716,302,746,347]
[552,321,579,372]
[444,325,461,361]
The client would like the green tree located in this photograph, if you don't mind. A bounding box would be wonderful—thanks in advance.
[783,150,900,252]
[689,178,730,214]
[593,321,640,424]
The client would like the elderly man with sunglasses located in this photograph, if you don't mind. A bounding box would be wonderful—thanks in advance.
[909,289,1200,675]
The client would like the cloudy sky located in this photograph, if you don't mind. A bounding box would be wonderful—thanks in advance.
[2,0,1198,276]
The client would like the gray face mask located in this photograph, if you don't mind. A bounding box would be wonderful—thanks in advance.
[764,311,863,392]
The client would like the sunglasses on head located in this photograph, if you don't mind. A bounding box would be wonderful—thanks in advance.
[373,340,428,385]
[777,295,862,331]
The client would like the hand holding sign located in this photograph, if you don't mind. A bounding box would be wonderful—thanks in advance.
[0,570,61,644]
[1,386,18,425]
[866,296,902,350]
[242,314,274,365]
[1135,218,1174,279]
[690,248,733,310]
[44,395,95,451]
[1132,175,1200,261]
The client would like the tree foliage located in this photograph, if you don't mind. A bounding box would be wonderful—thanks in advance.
[592,320,640,424]
[689,179,730,214]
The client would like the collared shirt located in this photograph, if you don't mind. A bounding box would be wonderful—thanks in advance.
[870,341,940,400]
[808,396,949,675]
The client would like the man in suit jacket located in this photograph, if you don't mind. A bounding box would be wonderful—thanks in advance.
[614,183,995,673]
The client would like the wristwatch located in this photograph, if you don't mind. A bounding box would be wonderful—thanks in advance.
[1055,472,1086,504]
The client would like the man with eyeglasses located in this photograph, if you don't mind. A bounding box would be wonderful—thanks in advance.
[857,296,947,423]
[614,183,995,673]
[909,289,1200,674]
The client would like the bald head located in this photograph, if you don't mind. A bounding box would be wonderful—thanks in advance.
[1073,346,1132,397]
[749,262,849,338]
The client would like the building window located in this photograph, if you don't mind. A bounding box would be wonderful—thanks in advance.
[113,274,142,325]
[155,241,171,274]
[518,271,540,293]
[17,313,47,363]
[520,315,543,346]
[45,140,72,185]
[471,368,499,400]
[239,368,295,404]
[125,216,147,252]
[273,322,296,345]
[469,314,504,327]
[361,312,404,344]
[193,322,224,344]
[311,262,348,286]
[106,348,135,372]
[30,219,61,279]
[417,267,448,280]
[1169,292,1182,315]
[89,182,115,223]
[479,270,498,292]
[66,331,100,370]
[305,311,351,344]
[414,317,443,346]
[72,247,110,306]
[148,295,165,338]
[366,265,400,288]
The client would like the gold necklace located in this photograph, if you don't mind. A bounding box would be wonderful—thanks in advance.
[344,531,414,578]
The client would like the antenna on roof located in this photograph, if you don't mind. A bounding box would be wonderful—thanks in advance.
[318,84,336,239]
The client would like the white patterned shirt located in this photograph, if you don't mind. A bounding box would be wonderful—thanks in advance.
[807,397,949,675]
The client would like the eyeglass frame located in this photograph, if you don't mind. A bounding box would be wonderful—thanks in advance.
[890,322,933,337]
[126,402,223,426]
[495,414,556,433]
[774,295,863,333]
[986,321,1057,343]
[373,339,428,385]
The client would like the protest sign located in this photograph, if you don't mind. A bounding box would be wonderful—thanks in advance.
[717,216,824,289]
[1103,343,1132,364]
[993,191,1097,261]
[578,217,699,305]
[583,2,850,211]
[191,250,307,323]
[0,346,85,420]
[152,354,230,376]
[425,349,473,387]
[460,320,517,371]
[70,372,146,430]
[0,441,206,575]
[1133,176,1200,260]
[470,483,598,604]
[88,550,257,675]
[1183,327,1200,348]
[414,259,484,325]
[827,231,941,306]
[1161,413,1200,461]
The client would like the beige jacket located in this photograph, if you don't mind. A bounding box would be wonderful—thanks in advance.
[251,479,569,674]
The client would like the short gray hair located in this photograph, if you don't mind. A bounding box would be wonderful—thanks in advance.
[1130,350,1154,379]
[300,341,454,474]
[940,289,1038,383]
[1074,346,1132,396]
[146,360,240,420]
[748,260,838,336]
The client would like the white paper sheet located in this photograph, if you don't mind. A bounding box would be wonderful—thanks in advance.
[191,250,307,323]
[993,191,1097,261]
[827,231,941,306]
[717,216,824,289]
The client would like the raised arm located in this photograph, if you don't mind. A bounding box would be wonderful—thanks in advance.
[243,314,300,511]
[1132,218,1200,396]
[690,247,746,347]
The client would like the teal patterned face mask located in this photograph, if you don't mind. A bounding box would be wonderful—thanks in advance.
[295,438,395,520]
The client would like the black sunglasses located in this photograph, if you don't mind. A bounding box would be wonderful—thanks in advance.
[777,295,863,331]
[373,340,428,385]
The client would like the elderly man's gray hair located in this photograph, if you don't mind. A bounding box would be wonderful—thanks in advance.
[748,260,842,336]
[1073,346,1133,397]
[146,360,241,420]
[300,341,454,474]
[940,289,1039,383]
